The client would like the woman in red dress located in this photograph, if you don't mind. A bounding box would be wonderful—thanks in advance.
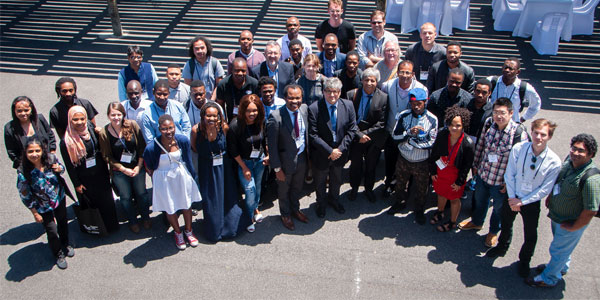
[429,107,475,232]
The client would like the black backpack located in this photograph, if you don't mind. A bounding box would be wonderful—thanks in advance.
[491,76,528,113]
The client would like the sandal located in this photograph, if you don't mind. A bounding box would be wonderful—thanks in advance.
[437,221,456,232]
[429,210,444,225]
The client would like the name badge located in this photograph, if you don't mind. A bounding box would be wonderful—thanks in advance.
[86,158,96,168]
[488,153,499,163]
[436,159,447,170]
[213,155,223,166]
[295,138,303,149]
[522,182,533,193]
[553,183,560,196]
[250,149,260,159]
[419,70,428,81]
[233,106,239,116]
[120,152,133,163]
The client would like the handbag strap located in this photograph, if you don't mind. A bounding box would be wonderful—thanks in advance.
[154,138,182,165]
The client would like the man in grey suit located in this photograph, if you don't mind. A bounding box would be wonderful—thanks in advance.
[346,68,389,203]
[267,84,310,231]
[308,77,358,218]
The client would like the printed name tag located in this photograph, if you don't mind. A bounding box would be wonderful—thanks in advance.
[488,154,499,163]
[419,71,428,81]
[522,182,533,193]
[250,149,260,159]
[86,158,96,168]
[295,138,303,149]
[553,184,560,196]
[213,155,223,166]
[120,152,133,163]
[436,159,447,170]
[233,106,239,115]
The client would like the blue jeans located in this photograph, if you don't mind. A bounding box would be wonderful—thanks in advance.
[238,158,265,223]
[535,220,588,286]
[472,175,507,234]
[112,169,150,224]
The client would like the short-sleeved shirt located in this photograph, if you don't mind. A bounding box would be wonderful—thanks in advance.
[182,56,225,99]
[278,34,313,62]
[356,30,400,64]
[215,75,258,121]
[335,68,362,97]
[49,97,98,139]
[315,19,356,54]
[549,159,600,223]
[121,99,153,128]
[168,82,191,104]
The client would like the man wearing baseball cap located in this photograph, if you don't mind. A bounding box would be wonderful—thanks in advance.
[388,88,438,224]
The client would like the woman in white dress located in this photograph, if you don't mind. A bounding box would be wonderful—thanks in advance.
[143,114,201,250]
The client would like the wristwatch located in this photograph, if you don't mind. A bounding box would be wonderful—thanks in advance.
[274,167,281,172]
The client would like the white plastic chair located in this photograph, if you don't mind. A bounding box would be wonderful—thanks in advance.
[451,0,471,30]
[572,0,600,36]
[386,0,405,25]
[417,0,445,34]
[531,12,569,55]
[493,0,524,31]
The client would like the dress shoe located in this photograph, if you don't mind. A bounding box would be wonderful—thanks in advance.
[129,223,141,234]
[316,205,326,218]
[142,219,152,230]
[414,210,426,225]
[518,261,531,278]
[281,216,295,231]
[292,211,309,223]
[348,189,358,201]
[381,185,393,198]
[485,233,499,248]
[525,276,554,288]
[458,220,482,231]
[485,245,508,258]
[386,201,406,215]
[535,264,567,276]
[329,201,345,214]
[365,190,376,203]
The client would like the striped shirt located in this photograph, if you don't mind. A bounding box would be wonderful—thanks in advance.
[473,118,527,186]
[392,109,438,163]
[548,159,600,223]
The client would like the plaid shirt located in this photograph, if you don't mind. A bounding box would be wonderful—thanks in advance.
[473,118,525,186]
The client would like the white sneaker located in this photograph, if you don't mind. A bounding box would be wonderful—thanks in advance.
[184,230,199,247]
[254,213,264,223]
[174,231,186,250]
[247,224,256,233]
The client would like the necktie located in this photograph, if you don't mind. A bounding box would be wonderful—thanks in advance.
[330,105,337,133]
[360,95,372,121]
[293,111,299,138]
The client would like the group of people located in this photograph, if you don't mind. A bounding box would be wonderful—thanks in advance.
[4,0,598,289]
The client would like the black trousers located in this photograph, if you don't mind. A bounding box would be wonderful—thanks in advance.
[276,152,307,216]
[498,198,541,264]
[40,198,69,258]
[349,140,382,192]
[384,135,399,186]
[313,161,343,206]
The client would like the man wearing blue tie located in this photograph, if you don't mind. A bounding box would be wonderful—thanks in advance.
[308,77,358,218]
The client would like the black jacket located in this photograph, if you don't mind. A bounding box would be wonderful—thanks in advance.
[428,128,475,186]
[4,114,56,169]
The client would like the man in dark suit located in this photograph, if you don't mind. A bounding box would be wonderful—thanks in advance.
[318,33,347,78]
[251,41,295,99]
[267,84,310,231]
[346,68,388,203]
[308,77,358,218]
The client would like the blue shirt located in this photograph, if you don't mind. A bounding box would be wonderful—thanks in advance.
[263,96,286,120]
[286,106,305,154]
[141,100,192,143]
[267,65,280,96]
[323,57,336,77]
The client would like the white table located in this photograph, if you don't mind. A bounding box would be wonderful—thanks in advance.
[400,0,453,36]
[512,0,573,41]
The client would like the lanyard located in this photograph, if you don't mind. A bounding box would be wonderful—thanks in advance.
[495,81,517,102]
[521,144,547,181]
[87,134,96,155]
[447,132,463,159]
[207,130,223,157]
[110,124,131,153]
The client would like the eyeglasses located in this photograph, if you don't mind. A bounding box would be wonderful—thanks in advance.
[530,156,537,170]
[492,110,509,116]
[371,21,383,25]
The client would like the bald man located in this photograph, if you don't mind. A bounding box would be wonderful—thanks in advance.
[227,30,266,75]
[277,17,313,62]
[318,33,347,77]
[216,57,259,120]
[121,79,153,127]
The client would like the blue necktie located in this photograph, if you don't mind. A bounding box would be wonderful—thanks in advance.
[360,95,372,121]
[330,105,337,133]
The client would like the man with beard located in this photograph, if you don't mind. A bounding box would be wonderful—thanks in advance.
[426,41,475,93]
[374,41,401,88]
[277,17,312,62]
[357,10,399,68]
[216,57,259,121]
[117,45,158,101]
[335,51,362,96]
[49,77,98,139]
[227,30,266,75]
[427,68,472,128]
[318,33,347,78]
[121,80,153,128]
[251,41,295,99]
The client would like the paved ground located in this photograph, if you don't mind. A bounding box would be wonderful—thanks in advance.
[1,1,599,299]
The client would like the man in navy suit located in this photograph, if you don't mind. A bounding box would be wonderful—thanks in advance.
[267,84,310,231]
[308,77,358,218]
[251,41,295,99]
[318,33,347,78]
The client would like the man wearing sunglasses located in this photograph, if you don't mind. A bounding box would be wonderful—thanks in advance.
[486,119,561,279]
[356,10,399,69]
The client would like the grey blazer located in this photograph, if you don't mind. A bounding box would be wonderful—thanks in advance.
[266,104,309,175]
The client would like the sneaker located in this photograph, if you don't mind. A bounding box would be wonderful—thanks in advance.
[525,276,554,288]
[458,220,482,231]
[56,251,68,269]
[247,224,256,233]
[254,213,264,223]
[184,230,199,247]
[174,231,186,250]
[64,245,75,258]
[485,233,499,248]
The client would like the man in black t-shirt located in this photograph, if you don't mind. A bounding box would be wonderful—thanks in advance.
[315,0,356,54]
[335,51,362,96]
[49,77,98,139]
[216,57,258,121]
